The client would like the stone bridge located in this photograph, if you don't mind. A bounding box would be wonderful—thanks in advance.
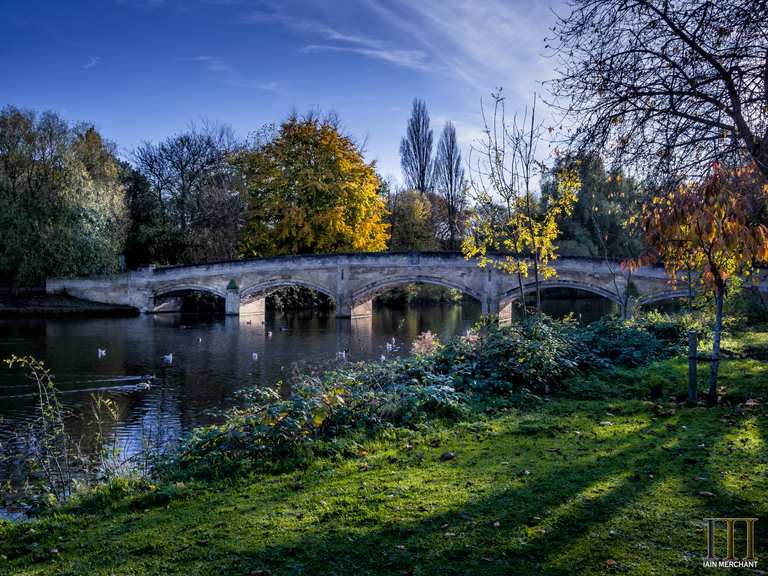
[46,252,768,320]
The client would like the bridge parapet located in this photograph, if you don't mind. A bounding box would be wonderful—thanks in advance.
[45,252,768,318]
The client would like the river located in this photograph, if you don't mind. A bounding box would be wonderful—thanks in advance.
[0,295,615,484]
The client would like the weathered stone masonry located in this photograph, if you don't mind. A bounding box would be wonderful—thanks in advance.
[46,252,768,320]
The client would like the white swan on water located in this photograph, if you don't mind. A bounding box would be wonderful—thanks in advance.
[163,353,173,364]
[252,352,258,361]
[97,348,107,359]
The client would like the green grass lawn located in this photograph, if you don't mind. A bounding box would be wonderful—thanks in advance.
[2,333,767,575]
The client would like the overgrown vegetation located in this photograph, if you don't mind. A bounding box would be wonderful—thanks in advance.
[0,312,702,496]
[1,316,767,575]
[0,357,166,514]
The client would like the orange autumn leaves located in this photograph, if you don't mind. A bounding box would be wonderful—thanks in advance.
[233,114,389,257]
[633,163,768,291]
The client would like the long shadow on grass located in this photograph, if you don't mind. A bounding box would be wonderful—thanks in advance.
[200,408,752,575]
[11,403,766,575]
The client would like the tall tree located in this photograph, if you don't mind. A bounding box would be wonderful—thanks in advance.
[389,189,438,252]
[433,122,468,250]
[132,122,242,264]
[550,0,768,179]
[543,154,646,316]
[233,112,389,256]
[0,107,127,287]
[400,99,434,195]
[638,163,768,403]
[121,162,167,268]
[544,155,644,259]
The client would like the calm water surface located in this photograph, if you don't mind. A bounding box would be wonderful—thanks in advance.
[0,296,614,477]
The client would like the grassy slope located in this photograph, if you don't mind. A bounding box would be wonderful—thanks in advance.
[1,337,767,575]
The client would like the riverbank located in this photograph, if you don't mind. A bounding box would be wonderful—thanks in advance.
[1,322,766,575]
[0,293,138,317]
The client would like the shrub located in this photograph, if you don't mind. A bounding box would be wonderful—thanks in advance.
[435,316,588,395]
[411,331,441,355]
[167,363,467,479]
[577,315,683,367]
[728,284,768,326]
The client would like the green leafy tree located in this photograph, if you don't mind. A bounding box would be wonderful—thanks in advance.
[234,113,389,256]
[389,189,438,252]
[0,107,127,287]
[132,122,242,265]
[544,155,644,259]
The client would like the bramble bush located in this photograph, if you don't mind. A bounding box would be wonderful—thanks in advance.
[576,314,686,367]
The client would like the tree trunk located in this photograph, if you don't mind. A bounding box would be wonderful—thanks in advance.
[708,285,724,405]
[516,270,526,321]
[686,270,694,313]
[532,255,541,311]
[755,139,768,181]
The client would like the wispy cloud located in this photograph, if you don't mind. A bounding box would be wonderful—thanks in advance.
[243,9,433,71]
[363,0,562,98]
[178,54,288,94]
[179,55,232,75]
[83,56,101,70]
[300,44,431,71]
[242,12,381,48]
[432,114,486,147]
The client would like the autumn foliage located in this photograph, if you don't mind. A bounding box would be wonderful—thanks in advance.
[463,168,580,283]
[638,164,768,290]
[233,114,389,257]
[637,163,768,401]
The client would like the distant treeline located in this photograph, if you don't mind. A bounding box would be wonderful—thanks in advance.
[0,103,645,289]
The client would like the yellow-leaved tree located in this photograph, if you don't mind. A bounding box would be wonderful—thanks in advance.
[463,92,580,312]
[233,113,389,256]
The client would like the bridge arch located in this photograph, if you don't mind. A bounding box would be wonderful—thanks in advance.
[351,274,483,308]
[152,283,228,313]
[239,279,337,303]
[500,279,623,307]
[154,283,227,300]
[638,289,691,307]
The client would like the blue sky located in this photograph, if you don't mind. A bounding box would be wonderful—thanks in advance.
[1,0,564,182]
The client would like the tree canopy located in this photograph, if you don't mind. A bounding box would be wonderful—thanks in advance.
[400,99,434,196]
[550,0,768,180]
[433,122,468,250]
[0,106,127,287]
[234,113,389,257]
[389,189,438,252]
[637,162,768,400]
[131,123,242,266]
